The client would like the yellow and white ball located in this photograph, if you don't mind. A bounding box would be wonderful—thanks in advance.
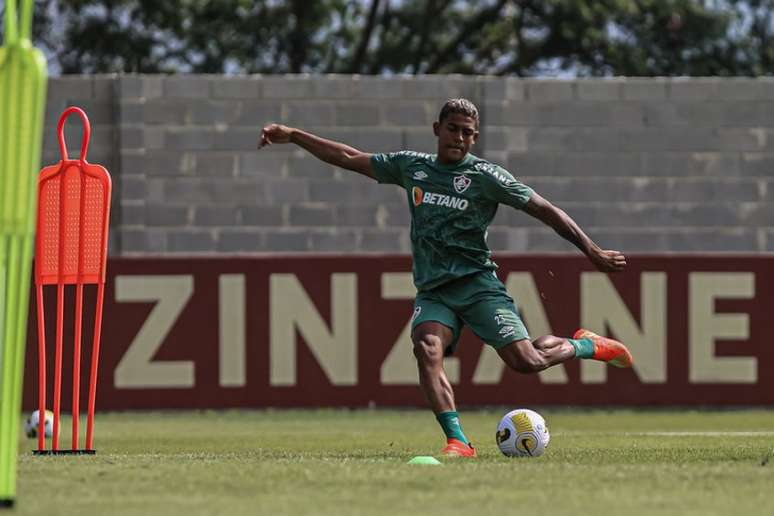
[496,408,550,457]
[24,409,58,439]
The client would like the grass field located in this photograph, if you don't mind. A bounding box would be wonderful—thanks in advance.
[11,409,774,516]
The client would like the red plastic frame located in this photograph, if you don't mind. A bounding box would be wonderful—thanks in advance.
[34,106,112,452]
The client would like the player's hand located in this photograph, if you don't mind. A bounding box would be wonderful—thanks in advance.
[590,249,626,272]
[259,123,293,148]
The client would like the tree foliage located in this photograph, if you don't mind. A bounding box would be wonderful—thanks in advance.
[1,0,772,76]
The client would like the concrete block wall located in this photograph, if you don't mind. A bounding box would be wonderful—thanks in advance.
[42,74,774,254]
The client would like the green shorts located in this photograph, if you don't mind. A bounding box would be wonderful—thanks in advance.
[411,270,530,356]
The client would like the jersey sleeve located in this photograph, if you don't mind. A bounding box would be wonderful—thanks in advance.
[370,152,413,187]
[480,165,534,209]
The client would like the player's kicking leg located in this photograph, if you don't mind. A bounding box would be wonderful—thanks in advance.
[496,331,633,373]
[412,321,477,458]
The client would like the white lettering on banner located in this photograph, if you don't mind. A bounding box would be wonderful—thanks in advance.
[689,273,756,383]
[114,276,195,388]
[108,268,763,392]
[473,272,568,384]
[270,274,357,386]
[379,272,460,385]
[219,275,246,387]
[580,273,667,384]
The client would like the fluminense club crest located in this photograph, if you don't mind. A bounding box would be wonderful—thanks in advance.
[453,175,471,194]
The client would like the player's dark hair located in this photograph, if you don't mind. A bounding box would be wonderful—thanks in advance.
[438,98,479,127]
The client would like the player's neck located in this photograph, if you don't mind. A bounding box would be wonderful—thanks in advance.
[435,152,470,167]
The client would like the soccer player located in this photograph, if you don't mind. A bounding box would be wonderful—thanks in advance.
[259,98,633,458]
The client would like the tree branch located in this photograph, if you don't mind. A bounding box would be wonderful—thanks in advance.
[412,0,437,74]
[288,0,310,73]
[425,0,508,74]
[349,0,381,73]
[367,0,392,74]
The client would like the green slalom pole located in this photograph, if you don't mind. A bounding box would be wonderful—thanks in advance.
[0,0,48,507]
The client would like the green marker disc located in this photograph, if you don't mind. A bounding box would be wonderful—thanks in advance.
[407,456,442,465]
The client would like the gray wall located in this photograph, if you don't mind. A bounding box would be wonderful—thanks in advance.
[41,75,774,255]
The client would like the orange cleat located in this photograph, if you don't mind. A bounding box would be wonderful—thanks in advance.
[440,438,477,458]
[573,329,634,368]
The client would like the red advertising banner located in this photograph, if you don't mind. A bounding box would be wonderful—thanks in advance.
[21,255,774,409]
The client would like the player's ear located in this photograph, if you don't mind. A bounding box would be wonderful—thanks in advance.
[433,121,440,137]
[472,130,480,144]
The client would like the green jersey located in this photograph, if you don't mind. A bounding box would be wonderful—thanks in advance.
[371,151,534,291]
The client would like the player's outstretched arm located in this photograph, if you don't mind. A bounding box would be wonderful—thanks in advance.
[523,192,626,273]
[259,123,375,179]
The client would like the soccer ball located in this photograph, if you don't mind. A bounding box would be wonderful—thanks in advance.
[496,408,550,457]
[24,409,57,439]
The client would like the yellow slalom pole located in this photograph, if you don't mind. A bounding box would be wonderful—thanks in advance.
[0,0,48,507]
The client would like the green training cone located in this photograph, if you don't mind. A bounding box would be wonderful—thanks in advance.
[407,456,442,465]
